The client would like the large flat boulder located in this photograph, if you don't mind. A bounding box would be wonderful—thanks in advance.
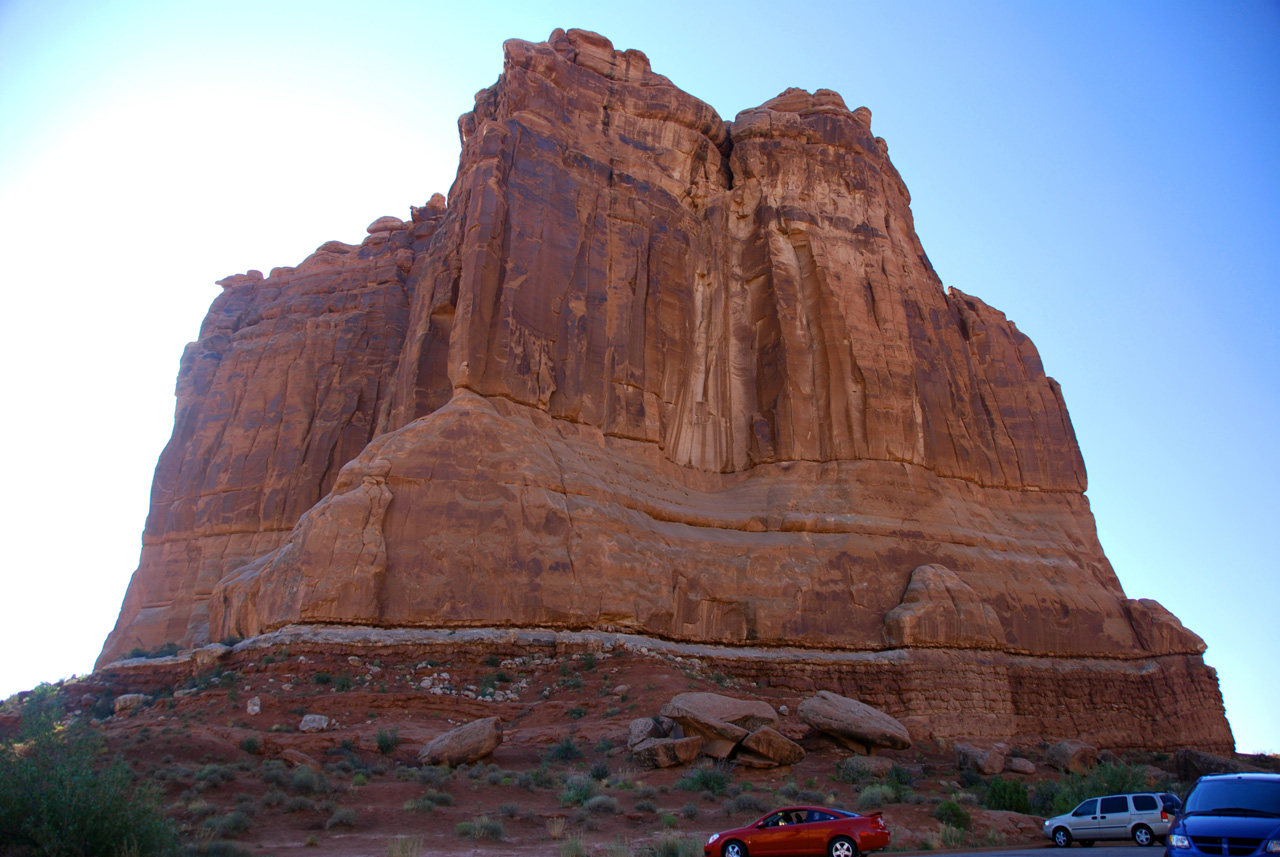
[798,691,911,753]
[659,693,778,759]
[418,716,502,766]
[1046,740,1097,774]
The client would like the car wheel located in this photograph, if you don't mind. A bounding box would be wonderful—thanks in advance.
[1081,841,1096,848]
[1133,825,1155,847]
[829,836,859,857]
[1053,828,1073,848]
[722,840,749,857]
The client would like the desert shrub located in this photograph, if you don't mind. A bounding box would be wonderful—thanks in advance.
[204,809,252,836]
[1048,763,1152,816]
[663,813,679,828]
[238,736,261,755]
[724,793,769,815]
[634,798,657,813]
[568,706,587,720]
[259,761,289,786]
[546,815,567,839]
[334,675,353,692]
[675,762,732,796]
[594,737,615,754]
[403,789,453,812]
[261,787,286,808]
[933,800,972,831]
[636,835,702,857]
[0,719,178,857]
[284,796,316,813]
[1031,779,1062,815]
[498,802,520,818]
[836,757,873,785]
[416,764,451,786]
[376,728,401,755]
[985,776,1033,813]
[386,836,423,857]
[560,836,588,857]
[312,673,331,685]
[778,781,800,799]
[456,815,504,840]
[325,807,357,829]
[941,824,967,848]
[858,784,896,809]
[559,774,598,807]
[584,794,619,814]
[545,735,584,763]
[797,788,826,803]
[636,784,658,799]
[290,766,326,795]
[681,801,700,820]
[195,763,236,787]
[589,761,610,780]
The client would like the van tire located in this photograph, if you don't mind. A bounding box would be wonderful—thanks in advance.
[1133,825,1155,847]
[1052,828,1073,848]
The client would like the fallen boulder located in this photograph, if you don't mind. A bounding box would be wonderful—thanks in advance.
[1008,757,1036,775]
[739,726,805,767]
[955,741,1007,775]
[1046,740,1097,774]
[798,691,911,753]
[628,716,669,750]
[659,693,778,759]
[419,716,503,766]
[632,736,703,768]
[299,714,330,733]
[113,694,148,714]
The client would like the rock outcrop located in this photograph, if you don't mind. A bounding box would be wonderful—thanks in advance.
[799,690,912,754]
[96,28,1233,753]
[418,716,503,766]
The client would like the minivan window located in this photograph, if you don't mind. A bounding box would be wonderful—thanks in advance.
[1133,795,1158,812]
[1185,779,1280,815]
[1074,800,1098,817]
[1100,796,1128,814]
[1161,794,1182,812]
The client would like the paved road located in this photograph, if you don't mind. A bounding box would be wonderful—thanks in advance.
[897,847,1158,857]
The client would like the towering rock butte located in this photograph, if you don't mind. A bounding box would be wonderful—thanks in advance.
[99,29,1232,751]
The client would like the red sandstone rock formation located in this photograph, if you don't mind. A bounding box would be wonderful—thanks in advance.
[98,29,1232,753]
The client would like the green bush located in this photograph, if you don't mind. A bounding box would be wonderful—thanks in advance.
[675,763,732,796]
[985,776,1033,813]
[559,775,598,806]
[0,720,178,856]
[238,736,261,755]
[1048,763,1152,816]
[836,757,872,785]
[933,800,972,831]
[583,794,619,814]
[325,807,357,829]
[545,736,584,763]
[636,835,702,857]
[376,728,401,755]
[857,784,895,809]
[456,815,504,840]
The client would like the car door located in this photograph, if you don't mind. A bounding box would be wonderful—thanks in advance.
[749,811,792,856]
[805,810,838,855]
[769,809,814,855]
[1097,795,1132,840]
[1069,799,1102,840]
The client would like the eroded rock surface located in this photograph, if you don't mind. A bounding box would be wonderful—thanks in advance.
[96,28,1233,753]
[799,690,912,753]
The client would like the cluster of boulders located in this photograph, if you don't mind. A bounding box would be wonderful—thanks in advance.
[627,690,912,770]
[955,741,1036,775]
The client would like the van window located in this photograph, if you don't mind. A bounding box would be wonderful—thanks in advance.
[1073,800,1098,817]
[1100,796,1129,814]
[1132,795,1158,812]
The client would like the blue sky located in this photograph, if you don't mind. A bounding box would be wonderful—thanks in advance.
[1,0,1275,752]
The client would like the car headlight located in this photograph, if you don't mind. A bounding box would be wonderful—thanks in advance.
[1264,840,1280,853]
[1169,835,1191,850]
[708,833,720,845]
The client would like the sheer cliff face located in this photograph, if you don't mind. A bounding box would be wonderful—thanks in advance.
[99,29,1230,751]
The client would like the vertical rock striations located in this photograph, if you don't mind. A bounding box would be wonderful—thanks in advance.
[99,29,1232,753]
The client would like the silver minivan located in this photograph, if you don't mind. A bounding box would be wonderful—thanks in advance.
[1044,792,1182,847]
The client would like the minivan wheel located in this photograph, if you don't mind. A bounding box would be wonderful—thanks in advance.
[1133,825,1155,847]
[1053,828,1073,848]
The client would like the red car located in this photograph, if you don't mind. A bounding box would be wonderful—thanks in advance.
[704,805,891,857]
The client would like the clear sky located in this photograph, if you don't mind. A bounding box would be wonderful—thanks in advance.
[1,0,1275,753]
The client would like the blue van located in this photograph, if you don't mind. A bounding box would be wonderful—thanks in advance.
[1165,773,1280,857]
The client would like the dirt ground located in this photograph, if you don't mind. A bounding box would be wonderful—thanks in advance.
[6,642,1229,857]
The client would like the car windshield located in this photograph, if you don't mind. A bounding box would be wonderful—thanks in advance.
[1185,780,1280,816]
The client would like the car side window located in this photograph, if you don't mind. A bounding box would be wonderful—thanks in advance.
[761,812,785,827]
[1100,796,1129,814]
[1133,795,1158,812]
[1073,799,1098,817]
[809,811,836,822]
